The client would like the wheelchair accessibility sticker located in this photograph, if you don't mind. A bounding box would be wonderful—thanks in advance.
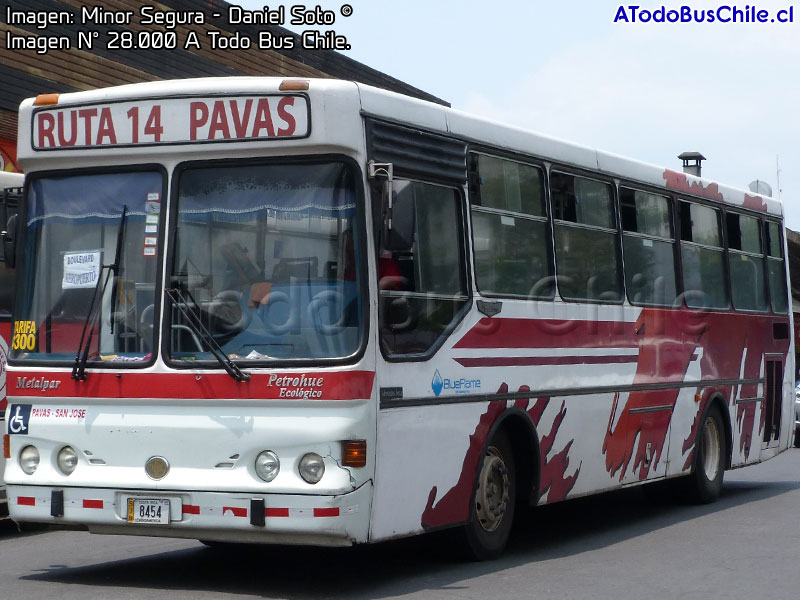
[8,404,31,435]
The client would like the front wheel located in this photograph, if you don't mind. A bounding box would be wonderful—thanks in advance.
[462,432,516,560]
[685,404,726,504]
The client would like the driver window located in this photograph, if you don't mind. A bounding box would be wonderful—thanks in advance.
[378,179,469,356]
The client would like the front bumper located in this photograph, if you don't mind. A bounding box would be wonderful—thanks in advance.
[7,481,372,546]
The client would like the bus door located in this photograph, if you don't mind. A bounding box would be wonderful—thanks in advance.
[762,353,784,448]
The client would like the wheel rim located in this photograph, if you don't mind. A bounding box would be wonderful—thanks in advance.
[702,416,720,481]
[475,446,510,533]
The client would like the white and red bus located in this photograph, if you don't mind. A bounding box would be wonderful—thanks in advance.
[3,78,793,558]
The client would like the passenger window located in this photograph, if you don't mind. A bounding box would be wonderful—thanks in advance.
[765,221,788,313]
[679,201,728,309]
[551,172,622,302]
[726,212,767,312]
[378,180,469,356]
[620,188,677,306]
[470,154,553,298]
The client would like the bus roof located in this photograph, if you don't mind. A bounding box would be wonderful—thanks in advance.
[16,76,780,217]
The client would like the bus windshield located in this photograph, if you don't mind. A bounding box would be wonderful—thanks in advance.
[11,171,163,363]
[168,160,363,363]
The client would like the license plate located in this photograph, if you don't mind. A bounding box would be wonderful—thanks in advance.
[127,498,170,524]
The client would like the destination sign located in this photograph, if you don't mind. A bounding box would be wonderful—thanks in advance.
[32,94,310,150]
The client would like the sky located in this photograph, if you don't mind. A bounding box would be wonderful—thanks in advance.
[238,0,800,229]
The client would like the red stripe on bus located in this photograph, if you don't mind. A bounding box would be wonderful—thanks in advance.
[223,506,247,518]
[265,508,289,517]
[17,496,35,506]
[11,370,376,400]
[455,355,639,368]
[183,504,200,515]
[313,507,339,517]
[83,499,103,509]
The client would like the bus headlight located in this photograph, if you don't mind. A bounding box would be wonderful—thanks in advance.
[57,446,78,475]
[19,445,40,475]
[255,450,280,482]
[298,453,325,484]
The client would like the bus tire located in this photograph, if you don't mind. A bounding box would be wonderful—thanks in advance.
[462,431,516,560]
[685,404,726,504]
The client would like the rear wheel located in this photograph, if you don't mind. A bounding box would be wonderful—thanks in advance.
[462,432,516,560]
[685,404,726,504]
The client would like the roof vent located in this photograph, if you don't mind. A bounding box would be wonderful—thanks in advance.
[678,151,706,177]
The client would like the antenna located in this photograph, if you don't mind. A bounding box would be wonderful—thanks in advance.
[776,155,782,200]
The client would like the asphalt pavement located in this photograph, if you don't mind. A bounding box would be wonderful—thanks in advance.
[0,448,799,599]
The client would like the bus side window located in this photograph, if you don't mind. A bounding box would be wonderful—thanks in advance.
[620,187,677,306]
[551,172,622,303]
[679,201,729,309]
[765,220,788,313]
[469,153,553,299]
[378,180,469,357]
[726,212,767,312]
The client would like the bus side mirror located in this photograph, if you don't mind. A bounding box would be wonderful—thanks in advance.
[2,213,16,268]
[384,183,415,252]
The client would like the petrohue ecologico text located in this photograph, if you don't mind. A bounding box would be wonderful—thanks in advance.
[614,5,794,23]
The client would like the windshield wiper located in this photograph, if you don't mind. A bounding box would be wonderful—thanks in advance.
[72,206,127,381]
[165,283,250,382]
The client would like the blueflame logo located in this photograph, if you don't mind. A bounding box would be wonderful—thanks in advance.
[432,370,481,397]
[432,370,444,396]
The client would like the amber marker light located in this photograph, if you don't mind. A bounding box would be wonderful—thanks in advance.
[279,79,309,91]
[341,440,367,468]
[33,93,60,106]
[3,435,9,459]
